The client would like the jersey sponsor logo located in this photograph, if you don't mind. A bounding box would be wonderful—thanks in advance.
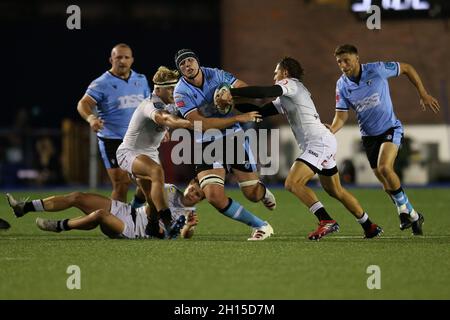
[223,71,234,83]
[117,94,145,109]
[336,92,340,102]
[176,100,185,108]
[308,150,319,158]
[384,62,396,70]
[354,93,381,113]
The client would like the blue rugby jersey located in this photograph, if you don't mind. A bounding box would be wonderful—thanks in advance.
[173,67,239,142]
[85,70,150,139]
[335,62,403,136]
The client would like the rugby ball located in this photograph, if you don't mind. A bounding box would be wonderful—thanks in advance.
[213,83,234,115]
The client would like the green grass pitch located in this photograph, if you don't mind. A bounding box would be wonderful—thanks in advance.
[1,187,449,299]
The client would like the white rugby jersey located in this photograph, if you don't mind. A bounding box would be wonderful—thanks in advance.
[132,184,196,237]
[273,78,331,150]
[120,93,169,153]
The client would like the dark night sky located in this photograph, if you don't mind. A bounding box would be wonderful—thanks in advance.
[3,1,221,128]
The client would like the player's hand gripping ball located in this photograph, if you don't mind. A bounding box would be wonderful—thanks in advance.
[214,83,234,115]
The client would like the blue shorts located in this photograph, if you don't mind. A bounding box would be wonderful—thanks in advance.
[98,137,123,169]
[195,135,257,174]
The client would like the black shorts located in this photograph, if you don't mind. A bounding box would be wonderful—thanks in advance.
[97,137,123,169]
[362,126,404,169]
[295,158,338,177]
[195,135,257,174]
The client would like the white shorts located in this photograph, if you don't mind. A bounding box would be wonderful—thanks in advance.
[110,200,135,239]
[298,133,337,172]
[116,147,160,175]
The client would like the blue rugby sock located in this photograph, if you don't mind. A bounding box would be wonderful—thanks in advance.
[389,187,414,213]
[219,198,265,228]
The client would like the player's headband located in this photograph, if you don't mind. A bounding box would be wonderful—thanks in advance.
[153,79,178,88]
[174,49,199,70]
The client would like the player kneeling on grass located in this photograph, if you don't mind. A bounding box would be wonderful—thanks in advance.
[216,57,382,240]
[6,179,204,239]
[116,66,194,238]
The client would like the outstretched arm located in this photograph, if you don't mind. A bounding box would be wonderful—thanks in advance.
[234,102,279,118]
[399,63,440,113]
[230,85,283,99]
[186,109,261,131]
[329,110,349,134]
[154,111,193,129]
[181,211,198,239]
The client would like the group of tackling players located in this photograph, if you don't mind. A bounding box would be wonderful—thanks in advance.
[6,43,440,241]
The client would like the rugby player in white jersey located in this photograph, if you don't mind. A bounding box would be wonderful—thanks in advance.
[218,57,383,240]
[115,66,193,238]
[6,179,204,239]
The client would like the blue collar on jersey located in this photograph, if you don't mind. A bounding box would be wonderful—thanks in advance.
[182,67,204,90]
[107,69,133,82]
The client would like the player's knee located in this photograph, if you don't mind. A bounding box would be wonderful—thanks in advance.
[284,179,294,192]
[92,209,108,221]
[285,178,303,192]
[243,190,260,202]
[205,189,228,209]
[378,164,393,177]
[149,166,164,180]
[324,186,343,200]
[66,191,85,204]
[239,180,261,202]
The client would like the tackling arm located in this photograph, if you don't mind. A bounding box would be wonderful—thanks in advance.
[330,110,349,134]
[399,63,440,113]
[153,111,193,130]
[234,102,279,118]
[230,85,283,99]
[186,110,261,131]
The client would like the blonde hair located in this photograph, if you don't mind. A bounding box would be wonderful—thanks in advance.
[153,66,179,85]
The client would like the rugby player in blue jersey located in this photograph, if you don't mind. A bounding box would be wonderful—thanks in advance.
[330,44,440,235]
[77,43,150,205]
[173,49,275,240]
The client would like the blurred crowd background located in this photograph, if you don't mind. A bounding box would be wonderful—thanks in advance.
[2,0,450,188]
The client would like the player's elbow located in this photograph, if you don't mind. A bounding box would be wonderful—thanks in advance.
[400,62,413,75]
[76,101,84,114]
[153,112,167,126]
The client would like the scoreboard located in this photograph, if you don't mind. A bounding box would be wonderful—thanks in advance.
[350,0,449,18]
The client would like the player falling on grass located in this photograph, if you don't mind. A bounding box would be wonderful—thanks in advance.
[173,48,275,241]
[6,179,204,239]
[331,44,440,235]
[116,66,194,238]
[217,57,382,240]
[77,43,150,207]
